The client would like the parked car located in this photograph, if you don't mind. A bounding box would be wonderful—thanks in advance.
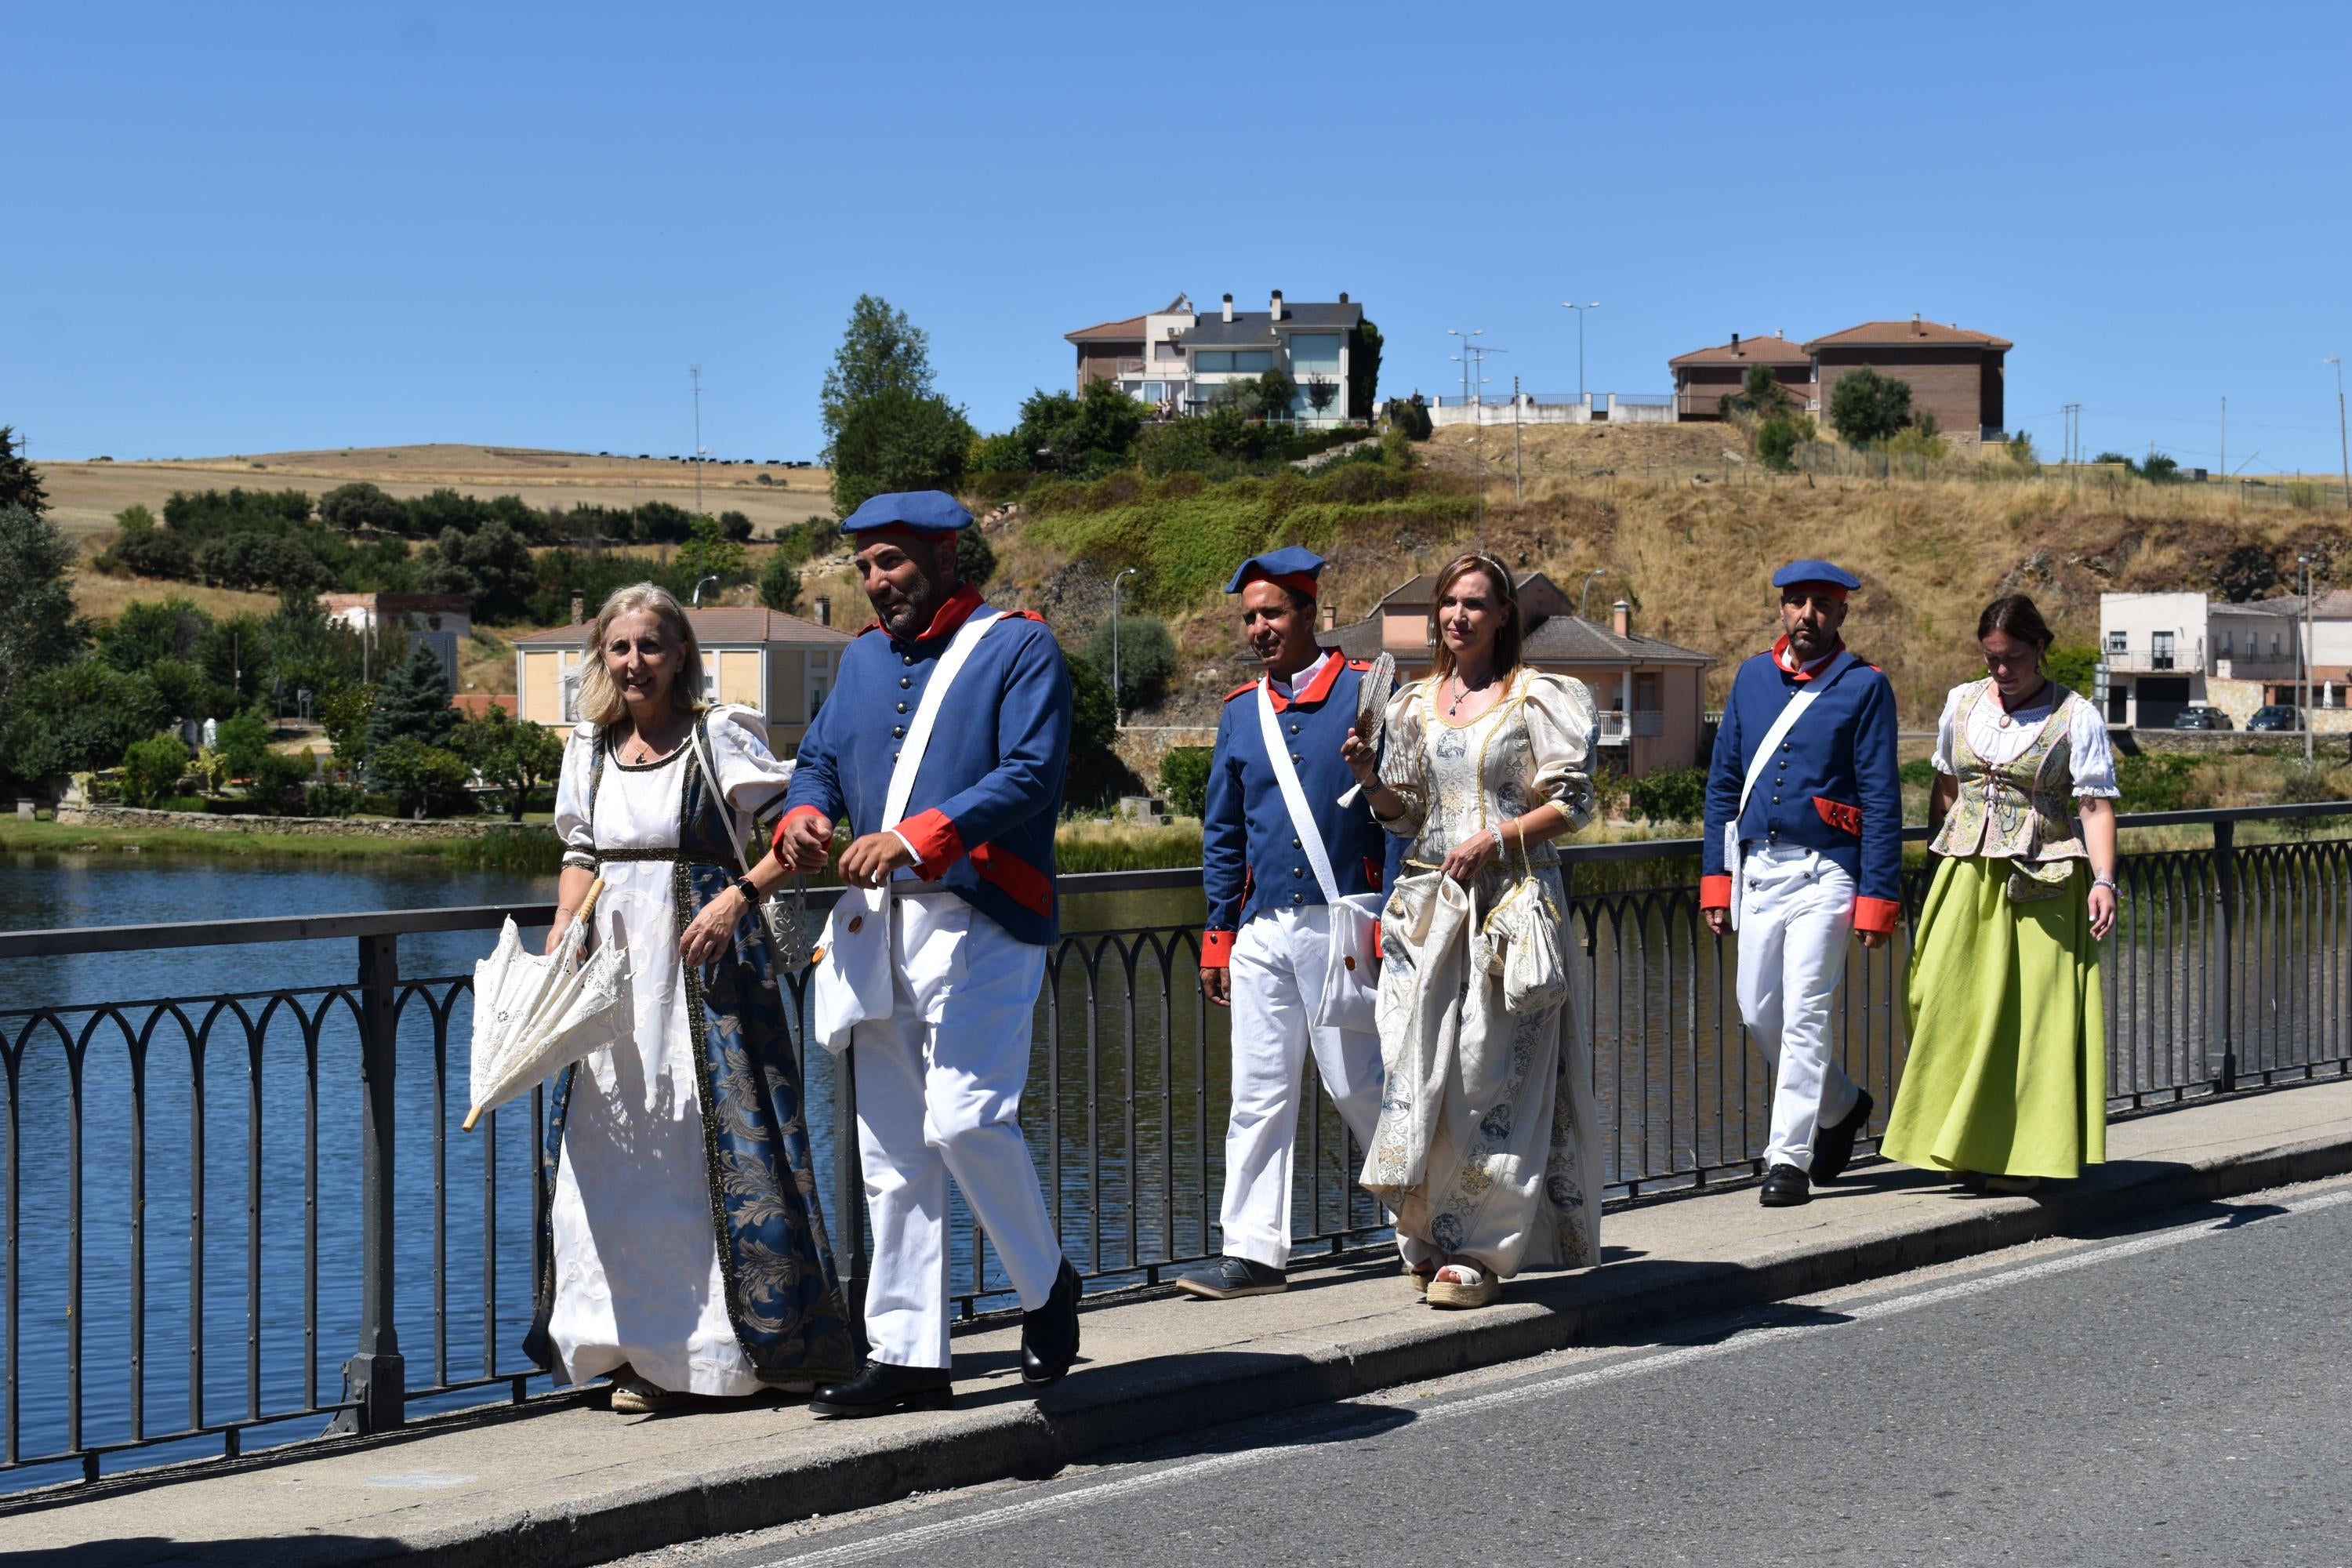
[2172,706,2232,731]
[2248,705,2301,731]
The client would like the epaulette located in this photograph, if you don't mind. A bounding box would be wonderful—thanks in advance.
[1347,659,1372,671]
[1003,608,1048,625]
[1225,681,1259,702]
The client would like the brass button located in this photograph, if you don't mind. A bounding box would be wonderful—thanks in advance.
[896,702,909,713]
[893,726,905,738]
[902,655,914,666]
[1344,955,1358,971]
[899,677,911,689]
[847,916,864,934]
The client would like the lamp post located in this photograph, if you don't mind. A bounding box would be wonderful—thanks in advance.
[2301,554,2316,766]
[1561,301,1599,406]
[693,573,720,608]
[1446,328,1483,412]
[1111,566,1140,730]
[691,365,705,517]
[2329,357,2350,520]
[1578,568,1607,620]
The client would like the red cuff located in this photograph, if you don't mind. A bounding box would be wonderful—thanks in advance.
[895,808,965,879]
[1200,929,1235,967]
[771,804,828,854]
[1853,895,1901,935]
[1700,873,1733,911]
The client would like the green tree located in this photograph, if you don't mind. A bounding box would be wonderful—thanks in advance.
[2043,643,2099,691]
[1011,379,1149,478]
[102,596,214,671]
[246,750,312,814]
[758,550,800,612]
[366,638,459,759]
[957,528,996,589]
[143,657,228,724]
[321,684,378,771]
[717,509,753,542]
[371,735,475,818]
[829,387,975,517]
[0,426,49,516]
[451,705,565,821]
[821,295,937,463]
[1061,651,1138,808]
[1755,416,1802,472]
[1828,367,1915,445]
[1348,320,1384,420]
[318,481,410,533]
[1628,766,1708,825]
[1084,613,1177,709]
[418,517,536,621]
[256,590,362,704]
[0,503,87,744]
[2,661,168,787]
[120,734,194,806]
[1727,362,1796,418]
[213,709,272,779]
[677,513,749,586]
[1158,746,1214,818]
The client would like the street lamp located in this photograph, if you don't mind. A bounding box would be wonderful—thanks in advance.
[693,573,720,608]
[1110,567,1141,730]
[1446,329,1483,411]
[2328,358,2350,521]
[1561,302,1600,405]
[1579,568,1607,620]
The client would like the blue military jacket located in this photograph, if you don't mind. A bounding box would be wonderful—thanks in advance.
[1700,640,1904,932]
[1201,653,1388,966]
[778,585,1072,946]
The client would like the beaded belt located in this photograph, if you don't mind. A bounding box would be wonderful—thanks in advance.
[594,846,714,863]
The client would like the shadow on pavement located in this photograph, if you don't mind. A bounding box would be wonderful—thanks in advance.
[4,1534,400,1567]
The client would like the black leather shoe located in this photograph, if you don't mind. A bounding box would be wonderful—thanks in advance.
[1811,1090,1875,1186]
[808,1359,953,1419]
[1174,1255,1287,1300]
[1759,1163,1812,1207]
[1020,1258,1083,1387]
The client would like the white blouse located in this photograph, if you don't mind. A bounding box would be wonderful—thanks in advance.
[554,704,795,866]
[1931,680,2118,798]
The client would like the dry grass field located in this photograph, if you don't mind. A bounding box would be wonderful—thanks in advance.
[38,445,838,545]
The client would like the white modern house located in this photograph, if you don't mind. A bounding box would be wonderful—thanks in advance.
[1065,289,1369,426]
[510,604,855,756]
[2098,590,2351,728]
[318,592,472,694]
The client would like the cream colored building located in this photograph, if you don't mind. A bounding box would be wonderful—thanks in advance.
[510,606,855,756]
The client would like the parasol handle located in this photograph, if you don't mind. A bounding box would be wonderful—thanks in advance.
[574,877,606,924]
[461,1104,485,1134]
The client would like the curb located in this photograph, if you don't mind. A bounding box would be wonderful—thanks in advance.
[351,1119,2352,1568]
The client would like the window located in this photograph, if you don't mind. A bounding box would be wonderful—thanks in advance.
[2152,631,2175,670]
[2106,630,2127,653]
[2272,633,2283,657]
[1153,340,1181,361]
[1287,333,1341,372]
[2218,630,2232,657]
[1233,350,1274,373]
[1195,351,1232,373]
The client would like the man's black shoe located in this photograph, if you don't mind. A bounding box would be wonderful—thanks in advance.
[1174,1255,1287,1301]
[1811,1090,1875,1186]
[1759,1163,1812,1207]
[808,1359,953,1419]
[1020,1258,1083,1387]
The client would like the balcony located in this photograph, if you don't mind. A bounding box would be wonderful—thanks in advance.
[2103,642,2204,673]
[1594,710,1665,746]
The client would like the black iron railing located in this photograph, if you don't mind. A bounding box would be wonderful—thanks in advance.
[5,811,2352,1490]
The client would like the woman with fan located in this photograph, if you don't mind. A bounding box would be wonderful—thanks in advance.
[1341,553,1604,1308]
[531,582,855,1414]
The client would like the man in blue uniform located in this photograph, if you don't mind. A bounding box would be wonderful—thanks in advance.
[1700,560,1902,1207]
[774,490,1082,1414]
[1177,547,1388,1299]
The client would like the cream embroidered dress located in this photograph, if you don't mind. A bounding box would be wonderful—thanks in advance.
[1881,678,2118,1180]
[1359,669,1605,1277]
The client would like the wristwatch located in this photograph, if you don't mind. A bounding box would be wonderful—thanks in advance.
[732,875,760,905]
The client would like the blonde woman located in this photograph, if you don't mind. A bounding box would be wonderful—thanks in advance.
[525,583,855,1413]
[1341,553,1605,1308]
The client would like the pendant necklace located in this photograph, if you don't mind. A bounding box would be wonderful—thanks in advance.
[1446,671,1494,717]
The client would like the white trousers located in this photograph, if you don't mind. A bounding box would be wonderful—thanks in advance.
[1221,909,1387,1269]
[851,892,1062,1370]
[1736,844,1863,1172]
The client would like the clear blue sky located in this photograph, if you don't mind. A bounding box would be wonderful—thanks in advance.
[9,2,2350,475]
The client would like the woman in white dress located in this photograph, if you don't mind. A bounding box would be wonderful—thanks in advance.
[524,583,856,1413]
[1341,553,1605,1309]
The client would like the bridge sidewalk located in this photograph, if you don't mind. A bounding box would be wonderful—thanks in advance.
[8,1077,2350,1567]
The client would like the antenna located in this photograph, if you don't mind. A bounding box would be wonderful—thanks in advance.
[691,365,704,517]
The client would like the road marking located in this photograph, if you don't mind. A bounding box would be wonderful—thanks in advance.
[760,1186,2351,1566]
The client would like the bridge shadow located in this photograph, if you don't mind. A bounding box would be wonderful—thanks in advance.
[5,1534,401,1566]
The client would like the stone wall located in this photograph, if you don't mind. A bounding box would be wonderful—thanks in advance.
[53,804,524,840]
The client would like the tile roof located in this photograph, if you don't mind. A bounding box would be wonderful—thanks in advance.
[1064,313,1151,343]
[509,608,853,648]
[1802,320,2013,351]
[1668,333,1813,368]
[1185,302,1363,349]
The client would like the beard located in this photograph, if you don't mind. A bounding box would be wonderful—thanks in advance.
[871,547,953,640]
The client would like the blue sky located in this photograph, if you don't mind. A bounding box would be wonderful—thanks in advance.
[9,2,2350,474]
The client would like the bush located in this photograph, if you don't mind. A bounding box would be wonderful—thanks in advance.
[246,750,312,814]
[120,734,193,806]
[2116,753,2200,813]
[1829,368,1914,446]
[1755,416,1802,472]
[1061,652,1142,809]
[1159,746,1214,818]
[758,551,800,611]
[2,660,168,787]
[2044,643,2098,692]
[303,781,366,818]
[213,709,272,778]
[1085,613,1177,710]
[371,736,475,818]
[1627,765,1707,825]
[1385,397,1433,441]
[957,528,997,589]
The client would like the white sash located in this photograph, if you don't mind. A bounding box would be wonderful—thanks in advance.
[810,611,1007,1051]
[1256,678,1381,1033]
[1723,654,1847,931]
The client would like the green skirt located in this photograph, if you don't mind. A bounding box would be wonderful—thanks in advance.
[1881,856,2106,1180]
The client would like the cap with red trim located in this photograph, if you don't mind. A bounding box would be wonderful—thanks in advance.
[840,490,974,535]
[1225,546,1326,599]
[1772,558,1861,599]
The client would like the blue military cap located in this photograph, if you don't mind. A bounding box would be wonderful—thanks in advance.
[1772,558,1862,596]
[1225,545,1327,597]
[840,490,975,535]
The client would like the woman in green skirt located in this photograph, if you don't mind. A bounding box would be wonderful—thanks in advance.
[1882,593,2119,1193]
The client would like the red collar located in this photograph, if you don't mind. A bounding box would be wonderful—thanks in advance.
[1263,651,1343,713]
[868,581,983,644]
[1773,636,1846,682]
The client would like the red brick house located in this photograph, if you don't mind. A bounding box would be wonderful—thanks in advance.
[1804,316,2010,442]
[1668,332,1816,422]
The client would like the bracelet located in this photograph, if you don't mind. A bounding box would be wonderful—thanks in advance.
[1490,826,1507,855]
[2092,876,2118,892]
[554,905,577,920]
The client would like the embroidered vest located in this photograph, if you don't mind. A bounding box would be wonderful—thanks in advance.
[1929,680,2089,896]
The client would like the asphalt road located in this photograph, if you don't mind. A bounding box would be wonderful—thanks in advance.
[628,1180,2352,1568]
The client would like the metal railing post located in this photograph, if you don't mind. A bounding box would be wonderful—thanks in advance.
[2214,820,2238,1094]
[336,931,405,1433]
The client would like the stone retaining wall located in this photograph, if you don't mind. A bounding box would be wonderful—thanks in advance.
[53,804,523,840]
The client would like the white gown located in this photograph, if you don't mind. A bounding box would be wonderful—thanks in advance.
[547,706,794,1396]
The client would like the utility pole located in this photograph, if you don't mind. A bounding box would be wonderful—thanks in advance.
[1513,374,1523,503]
[2329,358,2351,520]
[2220,396,2227,490]
[2301,554,2316,764]
[691,365,704,517]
